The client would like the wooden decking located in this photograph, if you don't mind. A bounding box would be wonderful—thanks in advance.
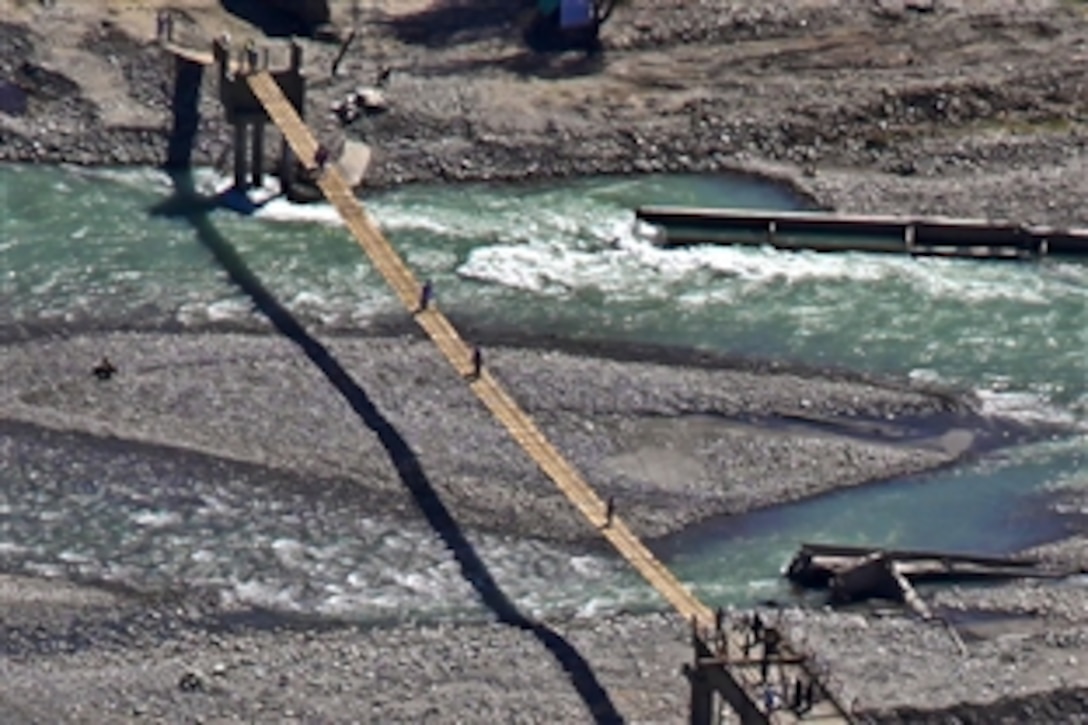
[245,69,851,725]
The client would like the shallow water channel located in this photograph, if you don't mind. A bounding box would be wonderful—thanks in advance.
[1,165,1085,621]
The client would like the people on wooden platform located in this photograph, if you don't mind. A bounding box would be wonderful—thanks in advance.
[792,678,805,712]
[156,10,174,41]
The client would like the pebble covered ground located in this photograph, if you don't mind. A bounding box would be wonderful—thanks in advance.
[1,329,1084,722]
[2,0,1087,721]
[1,331,976,544]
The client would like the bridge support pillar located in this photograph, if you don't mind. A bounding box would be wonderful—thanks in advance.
[250,119,265,188]
[233,122,248,189]
[164,56,203,170]
[685,663,716,725]
[279,135,295,192]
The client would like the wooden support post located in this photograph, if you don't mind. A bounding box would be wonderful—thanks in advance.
[245,43,259,73]
[233,122,247,189]
[250,119,265,188]
[214,36,231,85]
[330,29,357,77]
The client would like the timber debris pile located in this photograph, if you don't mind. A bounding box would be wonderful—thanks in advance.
[785,542,1083,620]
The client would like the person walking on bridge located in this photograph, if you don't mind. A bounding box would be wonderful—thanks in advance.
[469,346,482,380]
[314,144,330,175]
[417,279,433,313]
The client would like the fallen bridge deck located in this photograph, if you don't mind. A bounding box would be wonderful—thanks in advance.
[636,205,1088,259]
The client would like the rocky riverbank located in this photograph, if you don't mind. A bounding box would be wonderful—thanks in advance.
[2,0,1088,722]
[3,559,1087,723]
[4,1,1088,225]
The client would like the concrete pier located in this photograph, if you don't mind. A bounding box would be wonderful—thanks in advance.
[193,35,307,191]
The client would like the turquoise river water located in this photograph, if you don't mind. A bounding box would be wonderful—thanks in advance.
[1,164,1085,622]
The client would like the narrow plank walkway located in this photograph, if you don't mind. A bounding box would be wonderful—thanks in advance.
[246,69,849,725]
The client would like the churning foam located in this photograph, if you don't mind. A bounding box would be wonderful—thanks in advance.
[976,388,1083,428]
[3,465,646,622]
[72,164,178,194]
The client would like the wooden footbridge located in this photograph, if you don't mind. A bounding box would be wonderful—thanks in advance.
[161,29,853,722]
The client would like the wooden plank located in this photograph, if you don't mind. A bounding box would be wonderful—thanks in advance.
[163,43,213,66]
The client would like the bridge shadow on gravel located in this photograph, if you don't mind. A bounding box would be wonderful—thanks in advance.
[151,171,624,725]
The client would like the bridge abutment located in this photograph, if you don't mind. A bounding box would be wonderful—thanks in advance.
[163,32,306,190]
[214,36,307,191]
[164,57,203,170]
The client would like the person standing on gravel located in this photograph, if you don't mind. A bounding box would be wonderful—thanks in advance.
[92,356,117,381]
